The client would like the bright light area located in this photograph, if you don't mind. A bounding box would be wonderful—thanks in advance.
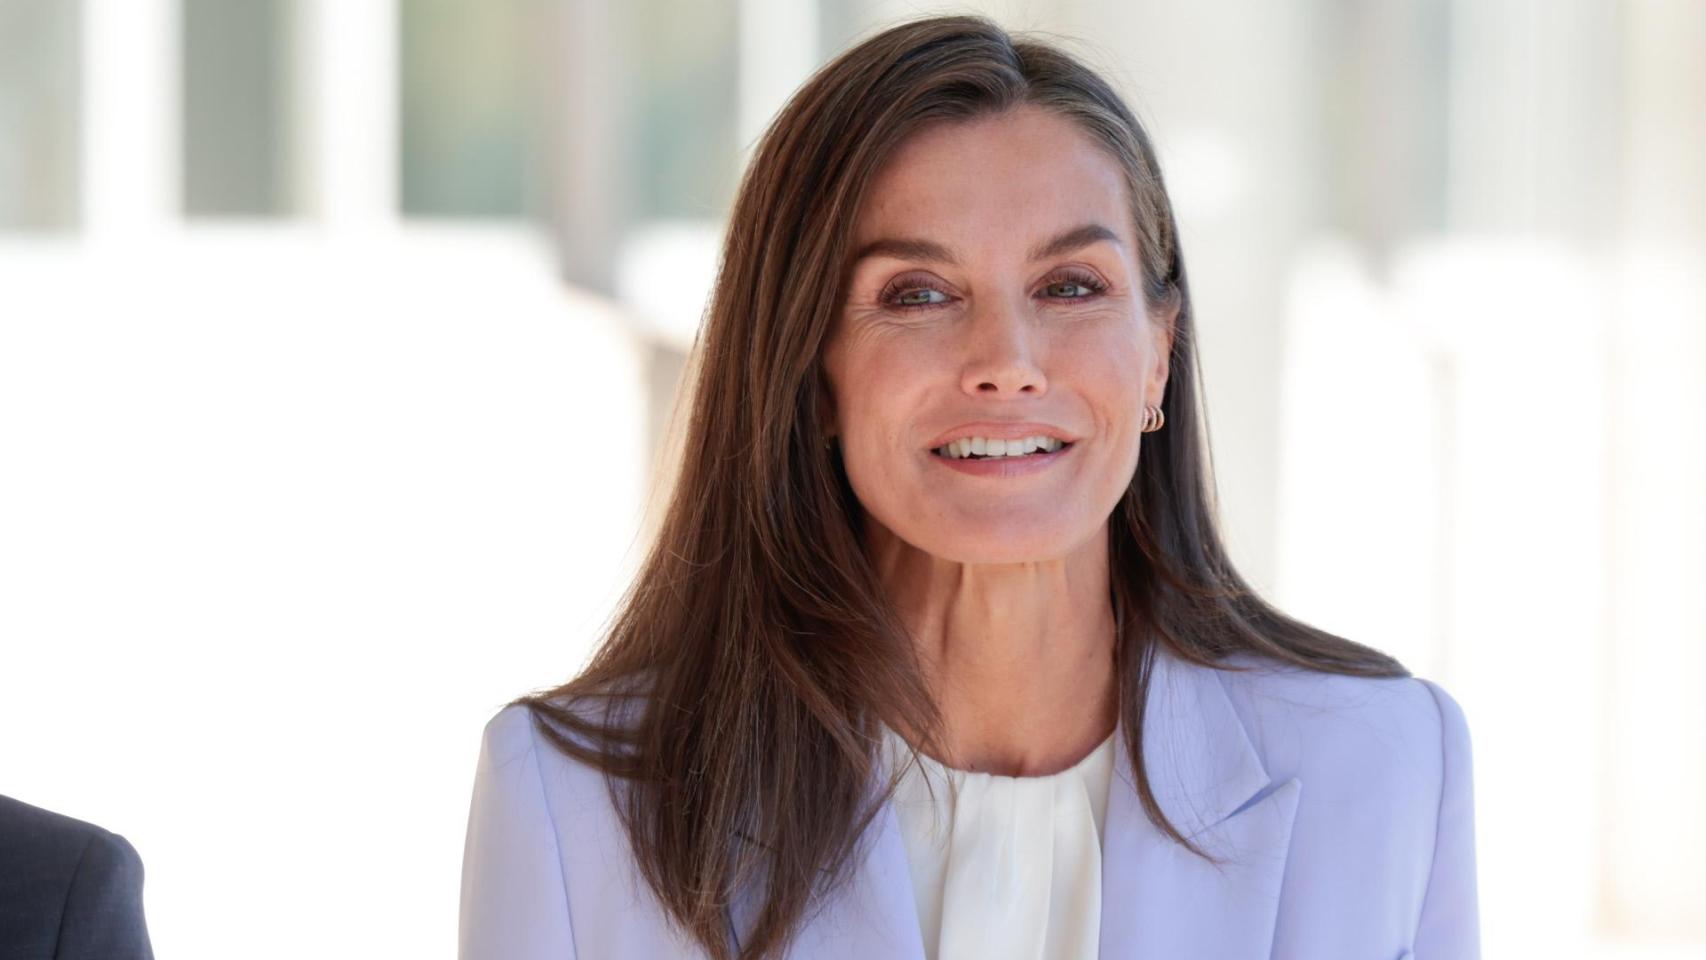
[0,225,652,958]
[1276,236,1706,959]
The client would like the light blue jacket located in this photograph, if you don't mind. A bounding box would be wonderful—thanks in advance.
[459,645,1480,958]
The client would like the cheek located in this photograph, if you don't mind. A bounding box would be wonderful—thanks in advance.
[832,336,935,434]
[1066,322,1151,404]
[829,345,939,518]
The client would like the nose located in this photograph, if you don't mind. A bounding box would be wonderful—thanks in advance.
[959,295,1047,396]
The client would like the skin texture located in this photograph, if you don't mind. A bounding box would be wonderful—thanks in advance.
[823,104,1176,777]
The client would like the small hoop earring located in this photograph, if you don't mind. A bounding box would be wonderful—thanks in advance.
[1141,404,1166,433]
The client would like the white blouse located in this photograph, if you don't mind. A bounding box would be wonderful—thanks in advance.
[879,724,1118,960]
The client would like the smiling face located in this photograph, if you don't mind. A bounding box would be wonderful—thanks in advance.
[822,104,1175,566]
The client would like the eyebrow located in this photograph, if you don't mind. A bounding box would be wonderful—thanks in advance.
[850,222,1122,267]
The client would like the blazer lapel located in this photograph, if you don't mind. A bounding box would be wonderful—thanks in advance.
[728,645,1298,959]
[1098,646,1301,958]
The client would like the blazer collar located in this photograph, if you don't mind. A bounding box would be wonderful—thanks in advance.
[1096,645,1302,958]
[727,645,1301,958]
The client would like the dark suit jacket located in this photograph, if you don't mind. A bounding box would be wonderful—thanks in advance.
[0,795,155,960]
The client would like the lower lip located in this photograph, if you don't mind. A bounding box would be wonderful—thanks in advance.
[929,442,1075,476]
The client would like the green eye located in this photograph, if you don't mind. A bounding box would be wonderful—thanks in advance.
[1044,269,1108,299]
[877,269,1108,312]
[897,288,949,306]
[880,279,954,311]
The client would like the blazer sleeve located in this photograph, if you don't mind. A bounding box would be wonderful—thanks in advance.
[58,829,156,960]
[459,704,579,960]
[1412,679,1482,959]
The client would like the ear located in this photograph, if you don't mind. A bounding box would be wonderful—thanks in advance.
[1147,299,1178,407]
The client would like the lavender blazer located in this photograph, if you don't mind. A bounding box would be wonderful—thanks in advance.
[459,646,1480,959]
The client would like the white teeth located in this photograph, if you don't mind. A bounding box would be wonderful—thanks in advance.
[933,435,1068,459]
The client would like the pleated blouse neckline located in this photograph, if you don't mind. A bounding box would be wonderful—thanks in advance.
[879,724,1118,960]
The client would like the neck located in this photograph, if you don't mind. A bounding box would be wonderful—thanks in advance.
[867,521,1119,777]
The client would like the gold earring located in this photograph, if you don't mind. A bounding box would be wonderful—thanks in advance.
[1141,404,1166,433]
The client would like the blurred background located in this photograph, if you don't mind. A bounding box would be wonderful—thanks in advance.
[1,0,1701,956]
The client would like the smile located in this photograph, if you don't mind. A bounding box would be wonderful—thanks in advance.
[931,435,1069,459]
[929,439,1075,475]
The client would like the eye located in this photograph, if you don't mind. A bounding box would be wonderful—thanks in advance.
[878,277,954,310]
[1041,268,1109,301]
[876,268,1110,312]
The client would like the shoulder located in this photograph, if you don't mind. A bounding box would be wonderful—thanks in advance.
[477,703,540,768]
[1212,651,1463,754]
[1206,651,1470,812]
[472,694,644,813]
[0,795,151,958]
[1196,653,1479,948]
[464,697,634,887]
[0,794,146,882]
[463,693,705,957]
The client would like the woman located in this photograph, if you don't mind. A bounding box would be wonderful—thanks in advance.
[459,14,1479,960]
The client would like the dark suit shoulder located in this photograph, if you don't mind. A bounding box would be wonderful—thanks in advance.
[0,795,155,960]
[0,793,115,891]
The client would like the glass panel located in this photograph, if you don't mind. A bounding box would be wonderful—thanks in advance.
[182,0,296,216]
[626,0,739,220]
[0,0,82,231]
[399,0,528,217]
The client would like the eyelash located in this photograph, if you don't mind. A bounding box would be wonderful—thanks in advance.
[877,269,1109,312]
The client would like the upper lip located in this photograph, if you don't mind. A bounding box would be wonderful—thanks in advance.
[926,421,1079,449]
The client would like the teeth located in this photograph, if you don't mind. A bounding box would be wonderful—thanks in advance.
[933,435,1067,459]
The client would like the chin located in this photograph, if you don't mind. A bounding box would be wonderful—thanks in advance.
[910,530,1083,566]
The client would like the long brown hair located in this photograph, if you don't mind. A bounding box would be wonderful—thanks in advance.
[519,14,1407,959]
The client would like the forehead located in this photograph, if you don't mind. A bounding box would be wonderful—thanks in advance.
[853,104,1134,246]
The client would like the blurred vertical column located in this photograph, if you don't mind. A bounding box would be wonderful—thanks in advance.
[1426,0,1706,952]
[1439,0,1619,953]
[295,0,398,233]
[529,0,752,541]
[1603,0,1706,946]
[1411,1,1625,955]
[181,0,297,217]
[736,0,817,170]
[82,0,179,241]
[1273,0,1453,681]
[533,0,626,293]
[624,0,809,538]
[0,0,82,231]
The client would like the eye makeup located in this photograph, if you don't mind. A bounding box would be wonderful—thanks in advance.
[877,267,1110,311]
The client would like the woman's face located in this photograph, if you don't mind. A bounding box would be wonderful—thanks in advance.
[823,104,1174,565]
